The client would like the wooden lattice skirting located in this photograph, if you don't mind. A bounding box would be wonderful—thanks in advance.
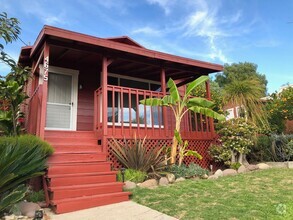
[107,138,214,169]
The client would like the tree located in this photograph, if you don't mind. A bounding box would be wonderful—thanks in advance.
[0,12,30,135]
[223,78,269,129]
[140,76,225,164]
[266,86,293,133]
[216,62,268,96]
[192,79,224,114]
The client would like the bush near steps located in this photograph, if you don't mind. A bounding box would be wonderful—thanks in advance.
[0,135,53,217]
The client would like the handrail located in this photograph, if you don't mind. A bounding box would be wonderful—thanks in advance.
[94,85,213,139]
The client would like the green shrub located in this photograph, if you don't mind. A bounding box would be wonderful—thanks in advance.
[110,136,168,173]
[168,163,208,178]
[0,135,54,155]
[230,162,241,170]
[249,135,274,162]
[209,118,256,165]
[117,169,147,183]
[25,190,45,203]
[0,135,53,215]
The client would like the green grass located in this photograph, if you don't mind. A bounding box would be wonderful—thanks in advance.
[131,168,293,220]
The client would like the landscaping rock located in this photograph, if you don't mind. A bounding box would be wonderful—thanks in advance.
[37,201,47,208]
[201,174,209,179]
[123,181,136,190]
[257,163,270,170]
[237,165,247,173]
[175,177,186,182]
[18,201,41,218]
[223,169,237,176]
[166,173,176,183]
[287,161,293,169]
[246,164,259,171]
[214,169,223,177]
[138,179,158,188]
[208,175,218,179]
[159,177,169,186]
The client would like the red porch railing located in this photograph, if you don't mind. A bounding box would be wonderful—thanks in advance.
[26,85,43,135]
[94,85,215,140]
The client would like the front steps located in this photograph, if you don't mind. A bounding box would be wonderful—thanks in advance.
[44,130,130,214]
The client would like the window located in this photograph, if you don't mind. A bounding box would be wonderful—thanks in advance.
[107,74,163,127]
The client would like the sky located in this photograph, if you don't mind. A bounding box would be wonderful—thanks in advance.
[1,0,293,94]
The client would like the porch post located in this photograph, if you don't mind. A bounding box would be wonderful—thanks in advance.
[101,57,108,149]
[160,68,168,137]
[39,42,49,139]
[205,80,215,134]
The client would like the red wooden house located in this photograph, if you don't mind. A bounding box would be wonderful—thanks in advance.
[18,26,223,213]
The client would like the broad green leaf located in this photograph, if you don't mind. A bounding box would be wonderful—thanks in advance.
[140,98,163,106]
[186,75,209,97]
[189,106,226,121]
[188,97,215,108]
[167,78,180,103]
[185,150,203,159]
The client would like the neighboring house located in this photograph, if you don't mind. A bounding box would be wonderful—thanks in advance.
[18,26,223,213]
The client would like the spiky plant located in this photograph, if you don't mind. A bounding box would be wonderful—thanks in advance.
[223,78,269,128]
[110,136,168,173]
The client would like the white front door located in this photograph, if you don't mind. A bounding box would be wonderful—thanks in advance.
[45,67,78,130]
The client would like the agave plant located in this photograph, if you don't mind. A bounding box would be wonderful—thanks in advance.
[140,76,225,164]
[110,136,169,173]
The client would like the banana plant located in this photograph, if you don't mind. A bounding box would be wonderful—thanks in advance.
[140,76,225,164]
[175,130,202,166]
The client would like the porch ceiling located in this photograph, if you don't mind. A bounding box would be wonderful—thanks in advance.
[19,25,223,82]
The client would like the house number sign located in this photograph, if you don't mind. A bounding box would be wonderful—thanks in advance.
[43,56,49,81]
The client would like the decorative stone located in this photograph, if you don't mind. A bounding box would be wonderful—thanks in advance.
[159,177,169,186]
[18,201,41,218]
[4,215,15,220]
[166,173,176,183]
[257,163,270,170]
[123,181,136,190]
[214,169,223,177]
[237,165,247,173]
[201,174,209,179]
[222,169,237,176]
[175,177,186,182]
[138,179,158,188]
[287,161,293,169]
[37,201,47,208]
[246,164,259,171]
[208,175,218,179]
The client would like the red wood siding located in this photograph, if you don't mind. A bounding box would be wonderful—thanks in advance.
[77,69,100,131]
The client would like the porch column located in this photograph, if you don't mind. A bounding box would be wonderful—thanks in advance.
[39,42,50,139]
[101,57,108,149]
[160,68,168,137]
[205,80,215,134]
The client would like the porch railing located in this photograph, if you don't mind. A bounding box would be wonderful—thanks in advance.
[94,85,215,139]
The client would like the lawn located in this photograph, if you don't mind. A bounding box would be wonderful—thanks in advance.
[131,168,293,220]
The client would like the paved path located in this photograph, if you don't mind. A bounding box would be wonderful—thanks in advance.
[47,201,178,220]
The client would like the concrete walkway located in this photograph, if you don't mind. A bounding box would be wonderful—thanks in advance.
[46,201,178,220]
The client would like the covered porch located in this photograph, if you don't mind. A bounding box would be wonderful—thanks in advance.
[20,26,222,146]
